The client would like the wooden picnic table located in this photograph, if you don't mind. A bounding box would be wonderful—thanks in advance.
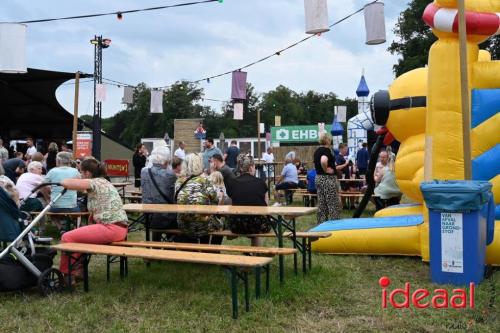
[112,182,133,201]
[123,203,317,282]
[31,211,91,229]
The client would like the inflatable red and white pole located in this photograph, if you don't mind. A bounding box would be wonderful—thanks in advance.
[423,3,500,36]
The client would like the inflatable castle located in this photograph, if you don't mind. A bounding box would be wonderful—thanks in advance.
[311,0,500,265]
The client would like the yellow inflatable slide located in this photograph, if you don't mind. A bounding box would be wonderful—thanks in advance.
[311,0,500,265]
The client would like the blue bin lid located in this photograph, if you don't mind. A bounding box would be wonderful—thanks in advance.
[420,180,492,212]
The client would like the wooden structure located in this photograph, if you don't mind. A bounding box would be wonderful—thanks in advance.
[173,118,203,154]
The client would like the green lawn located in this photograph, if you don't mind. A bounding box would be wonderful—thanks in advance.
[1,205,499,332]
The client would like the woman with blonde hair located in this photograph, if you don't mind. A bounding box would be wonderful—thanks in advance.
[175,153,222,243]
[313,133,341,224]
[209,171,229,205]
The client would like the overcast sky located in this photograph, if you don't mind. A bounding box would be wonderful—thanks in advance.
[3,0,409,118]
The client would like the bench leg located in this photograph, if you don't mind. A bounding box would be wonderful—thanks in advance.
[244,271,249,312]
[230,267,238,319]
[67,252,89,292]
[277,217,284,284]
[106,255,111,282]
[302,238,307,274]
[265,264,270,294]
[119,257,125,279]
[255,267,261,299]
[292,218,298,276]
[83,254,90,292]
[308,239,312,271]
[145,214,151,242]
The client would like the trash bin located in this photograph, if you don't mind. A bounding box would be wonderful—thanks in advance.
[420,180,495,285]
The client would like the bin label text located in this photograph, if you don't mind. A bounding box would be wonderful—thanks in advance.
[441,212,463,273]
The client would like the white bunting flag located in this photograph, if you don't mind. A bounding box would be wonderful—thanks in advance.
[336,105,347,122]
[95,83,107,102]
[122,86,134,104]
[233,102,243,120]
[150,89,164,113]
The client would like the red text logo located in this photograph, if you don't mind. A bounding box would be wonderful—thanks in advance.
[379,276,474,309]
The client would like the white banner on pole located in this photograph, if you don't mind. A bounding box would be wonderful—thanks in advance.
[233,102,243,120]
[95,83,107,102]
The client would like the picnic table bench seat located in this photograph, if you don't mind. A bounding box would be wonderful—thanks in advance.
[112,240,297,256]
[149,229,331,273]
[278,188,317,206]
[51,242,272,319]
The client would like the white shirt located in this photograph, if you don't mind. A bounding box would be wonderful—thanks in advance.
[16,172,44,199]
[26,146,37,157]
[174,147,186,160]
[262,152,274,175]
[262,152,274,163]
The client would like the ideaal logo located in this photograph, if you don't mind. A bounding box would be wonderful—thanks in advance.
[379,276,474,309]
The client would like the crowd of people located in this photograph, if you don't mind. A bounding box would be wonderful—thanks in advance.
[141,138,268,246]
[1,133,403,283]
[0,137,129,285]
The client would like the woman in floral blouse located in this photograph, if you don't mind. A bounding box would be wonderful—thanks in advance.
[175,153,222,243]
[59,158,128,283]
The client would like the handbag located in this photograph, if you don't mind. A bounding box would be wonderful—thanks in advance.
[147,168,177,230]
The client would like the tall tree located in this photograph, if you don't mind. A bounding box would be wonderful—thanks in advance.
[389,0,500,77]
[388,0,435,77]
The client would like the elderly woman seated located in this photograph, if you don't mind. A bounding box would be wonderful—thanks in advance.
[175,153,222,244]
[17,161,50,212]
[44,152,81,234]
[141,146,177,241]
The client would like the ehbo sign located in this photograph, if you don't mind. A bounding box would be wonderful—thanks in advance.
[271,124,333,143]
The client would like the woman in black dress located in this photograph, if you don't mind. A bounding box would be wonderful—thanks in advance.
[132,143,147,188]
[313,133,341,224]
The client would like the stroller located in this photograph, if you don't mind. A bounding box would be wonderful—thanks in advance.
[0,183,67,295]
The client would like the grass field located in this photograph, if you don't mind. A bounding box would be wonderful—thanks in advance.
[1,204,499,333]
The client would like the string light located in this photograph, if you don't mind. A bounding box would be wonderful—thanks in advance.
[99,1,380,90]
[16,0,221,24]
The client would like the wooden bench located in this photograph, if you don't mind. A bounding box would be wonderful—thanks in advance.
[279,188,317,206]
[52,243,272,319]
[112,240,297,256]
[31,211,90,229]
[126,190,142,196]
[149,229,331,274]
[123,195,142,203]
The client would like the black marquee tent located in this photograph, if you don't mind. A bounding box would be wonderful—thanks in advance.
[0,68,92,140]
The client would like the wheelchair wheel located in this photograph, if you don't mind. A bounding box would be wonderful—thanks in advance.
[37,268,64,296]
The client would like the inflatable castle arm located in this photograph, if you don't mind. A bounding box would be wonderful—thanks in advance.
[473,60,500,89]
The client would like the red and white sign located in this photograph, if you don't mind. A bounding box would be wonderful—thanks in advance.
[105,159,129,177]
[75,132,92,159]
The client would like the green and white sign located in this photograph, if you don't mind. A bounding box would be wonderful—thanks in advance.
[271,125,332,143]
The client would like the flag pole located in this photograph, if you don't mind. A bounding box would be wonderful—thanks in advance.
[72,71,80,159]
[457,0,472,179]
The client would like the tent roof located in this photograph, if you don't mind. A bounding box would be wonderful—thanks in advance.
[0,68,92,139]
